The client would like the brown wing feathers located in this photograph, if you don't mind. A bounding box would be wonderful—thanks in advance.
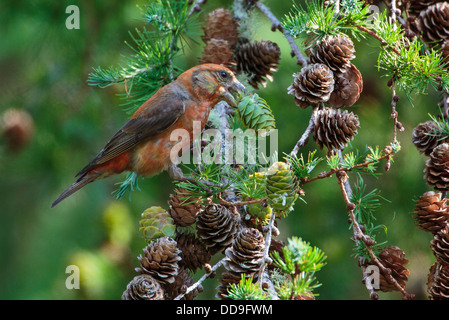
[75,103,184,178]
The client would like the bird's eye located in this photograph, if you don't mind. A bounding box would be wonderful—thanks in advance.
[220,71,228,78]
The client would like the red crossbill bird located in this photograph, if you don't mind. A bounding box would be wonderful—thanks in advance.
[52,64,245,207]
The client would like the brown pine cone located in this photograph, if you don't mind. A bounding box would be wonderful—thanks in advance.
[328,63,363,109]
[427,262,449,299]
[377,246,410,292]
[135,237,182,284]
[413,191,449,233]
[217,228,265,299]
[308,35,356,77]
[1,108,34,153]
[403,0,441,15]
[424,143,449,192]
[292,292,315,300]
[223,228,265,274]
[196,204,242,255]
[418,2,449,44]
[199,39,237,68]
[235,39,281,89]
[168,188,202,227]
[312,107,360,150]
[163,268,203,300]
[121,274,165,300]
[288,64,335,109]
[202,8,239,48]
[431,227,449,265]
[412,121,442,156]
[175,231,212,273]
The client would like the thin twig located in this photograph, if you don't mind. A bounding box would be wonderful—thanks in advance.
[333,0,340,14]
[356,25,401,55]
[384,0,406,28]
[174,257,226,300]
[290,108,317,157]
[389,78,403,143]
[254,1,308,66]
[439,92,449,119]
[300,147,395,187]
[336,173,361,239]
[257,212,276,285]
[188,0,207,16]
[390,0,397,26]
[338,150,353,197]
[336,169,414,299]
[217,192,265,207]
[260,271,279,300]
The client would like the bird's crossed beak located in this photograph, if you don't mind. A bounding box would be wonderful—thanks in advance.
[221,80,246,108]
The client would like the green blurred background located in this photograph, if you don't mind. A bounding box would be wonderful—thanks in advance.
[0,0,440,300]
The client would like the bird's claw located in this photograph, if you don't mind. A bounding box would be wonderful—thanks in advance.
[168,164,186,181]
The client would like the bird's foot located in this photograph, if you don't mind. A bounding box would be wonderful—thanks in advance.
[168,164,186,181]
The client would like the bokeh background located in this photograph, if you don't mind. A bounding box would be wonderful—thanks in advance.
[0,0,440,300]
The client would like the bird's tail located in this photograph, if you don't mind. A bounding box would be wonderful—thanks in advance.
[51,173,100,208]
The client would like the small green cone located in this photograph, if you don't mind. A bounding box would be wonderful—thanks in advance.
[244,198,272,225]
[237,94,276,133]
[265,162,298,216]
[243,172,272,225]
[139,206,176,243]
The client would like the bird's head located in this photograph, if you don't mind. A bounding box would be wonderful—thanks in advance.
[188,64,246,108]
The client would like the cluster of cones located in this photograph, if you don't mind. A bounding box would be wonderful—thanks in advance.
[406,1,449,61]
[199,8,281,89]
[288,34,363,152]
[121,158,301,300]
[199,9,363,158]
[287,31,414,297]
[413,191,449,299]
[358,245,410,296]
[412,122,449,299]
[120,190,212,300]
[120,188,266,300]
[410,0,449,293]
[405,0,449,300]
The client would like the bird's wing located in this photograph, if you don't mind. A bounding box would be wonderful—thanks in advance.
[75,101,185,178]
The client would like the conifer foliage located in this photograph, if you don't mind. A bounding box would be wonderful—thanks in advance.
[85,0,449,300]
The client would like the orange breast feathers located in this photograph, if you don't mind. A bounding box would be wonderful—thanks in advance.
[130,99,213,177]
